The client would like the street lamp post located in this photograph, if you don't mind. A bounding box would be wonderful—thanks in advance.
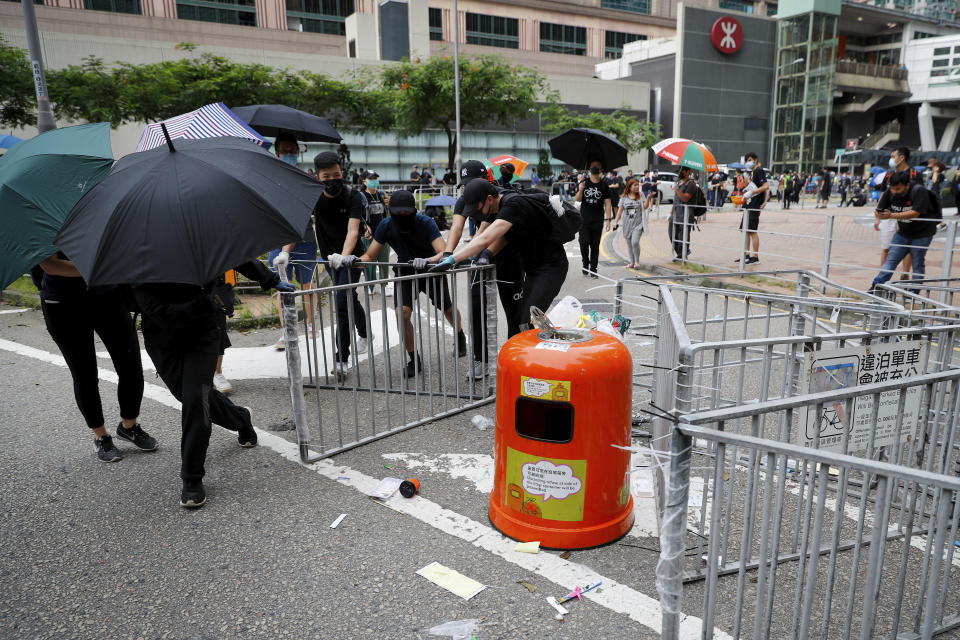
[768,57,804,172]
[21,0,56,133]
[452,0,462,177]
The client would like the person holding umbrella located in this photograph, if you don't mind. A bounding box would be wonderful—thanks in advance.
[575,159,613,278]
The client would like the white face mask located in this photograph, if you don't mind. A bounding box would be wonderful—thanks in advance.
[745,161,755,170]
[889,158,897,169]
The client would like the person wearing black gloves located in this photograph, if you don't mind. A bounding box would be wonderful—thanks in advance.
[36,252,154,463]
[357,190,467,378]
[133,274,295,508]
[431,179,568,331]
[310,151,370,380]
[575,159,612,278]
[443,160,525,379]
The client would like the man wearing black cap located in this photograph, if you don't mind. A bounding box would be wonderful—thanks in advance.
[432,179,567,331]
[358,190,467,378]
[310,151,370,380]
[443,161,525,379]
[360,170,391,293]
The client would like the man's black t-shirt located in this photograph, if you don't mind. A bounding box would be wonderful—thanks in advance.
[374,215,439,264]
[819,171,832,194]
[313,188,366,258]
[880,168,924,192]
[580,178,611,224]
[496,195,564,268]
[876,185,941,239]
[607,175,624,199]
[748,167,767,210]
[410,170,421,183]
[442,170,457,185]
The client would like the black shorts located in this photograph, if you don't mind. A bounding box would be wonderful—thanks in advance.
[740,209,760,231]
[394,272,452,312]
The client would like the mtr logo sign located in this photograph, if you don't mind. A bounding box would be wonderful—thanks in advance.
[710,16,743,54]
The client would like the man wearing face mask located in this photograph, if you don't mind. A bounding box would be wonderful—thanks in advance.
[497,163,519,190]
[358,190,467,378]
[875,147,922,277]
[735,152,768,265]
[270,132,318,350]
[305,151,370,380]
[575,160,613,278]
[360,170,391,294]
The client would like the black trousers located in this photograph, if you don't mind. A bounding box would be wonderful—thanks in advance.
[327,265,368,363]
[670,211,693,258]
[518,253,569,331]
[468,252,525,362]
[41,291,143,430]
[144,338,250,482]
[578,221,603,272]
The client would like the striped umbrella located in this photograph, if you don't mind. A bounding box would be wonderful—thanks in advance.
[652,138,718,172]
[137,102,269,152]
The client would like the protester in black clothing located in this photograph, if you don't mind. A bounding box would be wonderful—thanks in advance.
[444,160,524,379]
[736,152,768,264]
[498,163,519,190]
[816,168,832,208]
[311,151,370,379]
[442,168,457,186]
[36,253,153,463]
[670,167,699,260]
[432,179,568,331]
[420,167,433,186]
[838,172,849,207]
[575,160,613,277]
[608,170,624,200]
[357,190,467,378]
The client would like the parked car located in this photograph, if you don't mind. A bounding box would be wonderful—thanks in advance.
[656,171,678,203]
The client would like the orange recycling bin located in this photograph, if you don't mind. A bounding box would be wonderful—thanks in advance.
[489,327,634,549]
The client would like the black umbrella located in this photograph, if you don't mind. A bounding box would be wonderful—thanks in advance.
[231,104,342,143]
[55,134,323,287]
[547,127,628,171]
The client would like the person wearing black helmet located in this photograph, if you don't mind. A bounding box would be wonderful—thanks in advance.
[431,179,567,331]
[442,160,524,380]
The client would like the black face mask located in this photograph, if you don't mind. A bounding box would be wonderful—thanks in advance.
[590,166,601,175]
[501,171,513,180]
[393,213,416,231]
[322,178,344,196]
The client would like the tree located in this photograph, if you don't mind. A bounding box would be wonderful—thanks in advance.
[379,54,547,171]
[0,35,38,128]
[539,97,662,156]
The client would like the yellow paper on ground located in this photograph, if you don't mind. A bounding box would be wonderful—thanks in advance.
[416,562,486,600]
[514,541,541,554]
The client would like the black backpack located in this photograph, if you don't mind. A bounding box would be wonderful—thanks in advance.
[501,191,582,245]
[690,184,708,218]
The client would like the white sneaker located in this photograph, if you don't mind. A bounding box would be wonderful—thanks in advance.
[273,334,285,351]
[466,360,490,380]
[213,373,232,394]
[331,361,349,381]
[355,337,368,354]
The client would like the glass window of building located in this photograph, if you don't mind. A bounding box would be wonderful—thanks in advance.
[599,0,650,14]
[286,0,354,35]
[465,13,519,49]
[84,0,140,11]
[605,31,647,59]
[934,46,952,56]
[429,7,443,41]
[540,23,587,56]
[177,0,256,26]
[719,0,754,13]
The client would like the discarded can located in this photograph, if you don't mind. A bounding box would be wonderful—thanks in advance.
[400,478,420,498]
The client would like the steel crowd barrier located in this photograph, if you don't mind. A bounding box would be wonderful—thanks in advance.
[657,368,960,640]
[279,262,499,463]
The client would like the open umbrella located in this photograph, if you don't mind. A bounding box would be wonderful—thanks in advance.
[137,102,268,152]
[547,128,628,170]
[652,138,718,173]
[727,162,747,170]
[425,194,457,207]
[55,134,322,287]
[0,123,113,289]
[871,171,887,187]
[869,166,885,175]
[232,104,342,143]
[0,134,22,150]
[485,154,528,182]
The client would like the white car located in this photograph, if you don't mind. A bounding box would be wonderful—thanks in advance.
[653,171,678,204]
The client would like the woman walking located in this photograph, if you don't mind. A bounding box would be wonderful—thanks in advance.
[616,179,647,269]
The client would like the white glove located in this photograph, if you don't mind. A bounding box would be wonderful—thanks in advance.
[327,253,344,270]
[273,250,289,270]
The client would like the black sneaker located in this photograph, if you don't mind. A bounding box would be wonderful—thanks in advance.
[403,354,422,379]
[179,481,206,508]
[237,406,257,448]
[746,256,760,265]
[115,422,158,451]
[95,435,123,463]
[457,332,467,358]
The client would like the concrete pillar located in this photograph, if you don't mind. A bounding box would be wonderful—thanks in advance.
[140,0,176,18]
[255,0,286,30]
[408,0,429,59]
[918,102,937,151]
[345,9,380,60]
[939,116,960,152]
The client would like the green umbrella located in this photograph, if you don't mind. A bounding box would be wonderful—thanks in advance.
[0,123,113,290]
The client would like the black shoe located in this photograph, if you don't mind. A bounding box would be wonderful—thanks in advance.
[457,332,467,358]
[237,406,257,448]
[581,268,589,277]
[403,354,422,379]
[179,481,206,508]
[746,256,760,265]
[590,273,599,279]
[95,435,123,463]
[115,422,158,451]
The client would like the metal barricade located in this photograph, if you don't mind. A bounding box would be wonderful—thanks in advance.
[878,277,960,327]
[657,369,960,640]
[280,262,499,463]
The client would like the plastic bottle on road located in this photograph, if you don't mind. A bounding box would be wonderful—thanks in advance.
[471,415,494,431]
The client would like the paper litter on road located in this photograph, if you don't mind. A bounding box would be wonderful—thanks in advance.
[546,596,569,618]
[329,513,347,529]
[416,562,486,600]
[514,541,540,554]
[368,477,402,499]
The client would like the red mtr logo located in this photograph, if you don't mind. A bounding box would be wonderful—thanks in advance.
[710,16,743,54]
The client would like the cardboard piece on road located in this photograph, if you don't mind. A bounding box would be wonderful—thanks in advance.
[514,541,541,554]
[369,477,403,500]
[416,562,486,600]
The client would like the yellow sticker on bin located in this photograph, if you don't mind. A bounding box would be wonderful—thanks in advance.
[520,376,572,402]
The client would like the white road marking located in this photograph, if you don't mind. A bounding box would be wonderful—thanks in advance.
[0,308,29,315]
[0,336,726,639]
